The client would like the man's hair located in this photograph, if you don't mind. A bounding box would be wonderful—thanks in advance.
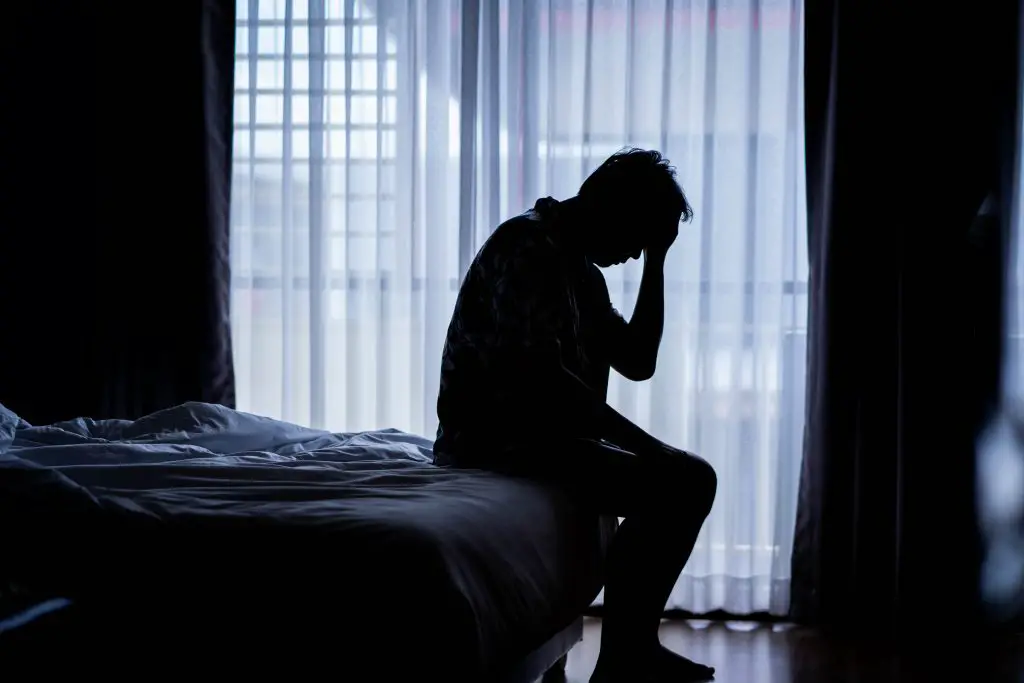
[578,148,694,223]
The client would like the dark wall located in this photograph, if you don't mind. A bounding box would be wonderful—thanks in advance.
[1,4,99,424]
[0,2,236,425]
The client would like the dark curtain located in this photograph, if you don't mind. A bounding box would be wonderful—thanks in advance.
[0,1,237,425]
[793,3,1022,635]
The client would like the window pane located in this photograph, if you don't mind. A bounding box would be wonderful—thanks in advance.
[328,164,347,194]
[291,26,309,55]
[257,59,284,88]
[231,176,252,227]
[292,60,309,89]
[293,94,309,124]
[349,165,376,194]
[326,60,347,90]
[350,130,376,158]
[328,197,348,230]
[234,95,250,123]
[236,59,250,87]
[292,199,310,232]
[257,0,282,20]
[352,59,377,89]
[326,0,350,20]
[326,25,347,54]
[330,237,346,270]
[253,230,281,272]
[354,25,378,55]
[327,130,346,157]
[326,95,348,123]
[385,60,397,89]
[351,95,376,124]
[258,26,284,54]
[379,200,397,234]
[380,163,395,195]
[234,130,251,158]
[349,199,377,230]
[292,130,310,159]
[330,290,345,319]
[235,230,252,272]
[381,130,396,157]
[254,130,283,158]
[256,94,283,123]
[350,234,378,269]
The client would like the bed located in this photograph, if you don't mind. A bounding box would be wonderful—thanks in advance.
[0,401,616,679]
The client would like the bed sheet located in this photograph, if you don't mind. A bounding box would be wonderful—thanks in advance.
[0,402,613,672]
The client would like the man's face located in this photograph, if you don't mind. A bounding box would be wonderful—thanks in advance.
[580,207,639,268]
[588,226,645,268]
[584,210,675,268]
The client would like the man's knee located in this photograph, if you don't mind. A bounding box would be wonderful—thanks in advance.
[665,452,716,517]
[642,450,716,515]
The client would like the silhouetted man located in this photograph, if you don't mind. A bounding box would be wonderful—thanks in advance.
[434,149,717,682]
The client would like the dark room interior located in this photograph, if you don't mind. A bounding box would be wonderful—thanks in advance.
[2,1,1024,681]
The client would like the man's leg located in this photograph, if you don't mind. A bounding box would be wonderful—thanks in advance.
[596,447,717,682]
[491,439,718,682]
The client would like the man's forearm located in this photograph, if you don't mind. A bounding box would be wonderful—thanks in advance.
[628,251,667,367]
[553,366,666,455]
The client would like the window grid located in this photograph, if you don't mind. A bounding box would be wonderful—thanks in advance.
[233,6,400,269]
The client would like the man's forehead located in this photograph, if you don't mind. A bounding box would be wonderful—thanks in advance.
[629,203,681,220]
[625,211,679,233]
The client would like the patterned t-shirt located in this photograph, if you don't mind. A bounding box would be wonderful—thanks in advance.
[433,197,628,466]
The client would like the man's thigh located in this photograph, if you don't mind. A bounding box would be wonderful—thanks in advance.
[490,438,704,517]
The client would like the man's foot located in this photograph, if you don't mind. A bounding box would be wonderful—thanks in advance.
[652,644,715,681]
[589,646,715,682]
[588,657,636,683]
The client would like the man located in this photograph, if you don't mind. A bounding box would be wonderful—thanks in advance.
[434,149,717,682]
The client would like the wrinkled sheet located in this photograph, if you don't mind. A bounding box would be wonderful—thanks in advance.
[0,402,612,671]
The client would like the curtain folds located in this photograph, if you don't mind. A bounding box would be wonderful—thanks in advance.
[793,2,1021,633]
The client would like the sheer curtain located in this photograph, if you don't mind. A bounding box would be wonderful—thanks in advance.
[231,0,806,616]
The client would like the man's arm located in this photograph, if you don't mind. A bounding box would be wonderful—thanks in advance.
[596,250,667,382]
[495,231,667,454]
[548,351,668,455]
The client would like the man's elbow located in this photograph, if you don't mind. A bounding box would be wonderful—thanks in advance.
[635,361,657,382]
[612,338,658,381]
[620,359,656,382]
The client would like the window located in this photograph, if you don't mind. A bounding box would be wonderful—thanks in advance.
[233,0,399,291]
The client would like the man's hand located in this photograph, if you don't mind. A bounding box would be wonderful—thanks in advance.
[643,218,679,260]
[653,442,692,460]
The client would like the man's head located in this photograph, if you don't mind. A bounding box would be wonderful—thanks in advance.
[573,148,693,268]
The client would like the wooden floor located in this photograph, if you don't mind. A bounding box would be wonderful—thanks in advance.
[560,618,1024,682]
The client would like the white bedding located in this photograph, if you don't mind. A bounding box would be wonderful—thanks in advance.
[0,402,612,673]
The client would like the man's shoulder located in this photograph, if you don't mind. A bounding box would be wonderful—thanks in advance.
[481,208,558,264]
[493,212,544,241]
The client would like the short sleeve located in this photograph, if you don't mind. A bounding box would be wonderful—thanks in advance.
[490,235,567,354]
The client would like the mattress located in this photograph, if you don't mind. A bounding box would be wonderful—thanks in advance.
[0,402,614,675]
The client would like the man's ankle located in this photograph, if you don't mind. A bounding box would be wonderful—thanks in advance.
[598,635,658,663]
